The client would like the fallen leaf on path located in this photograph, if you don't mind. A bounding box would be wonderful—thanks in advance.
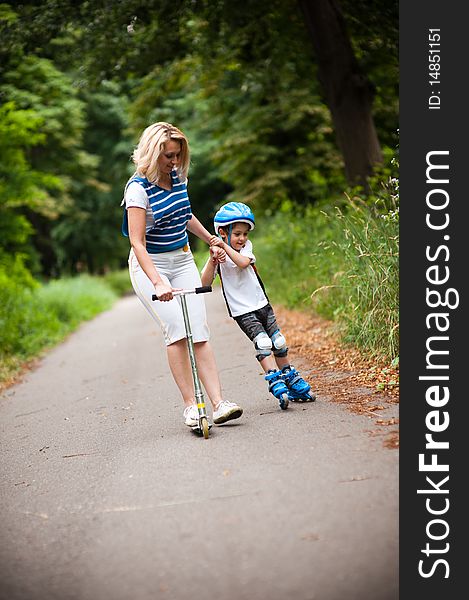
[301,533,320,541]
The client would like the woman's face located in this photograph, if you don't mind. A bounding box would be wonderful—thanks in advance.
[158,139,181,175]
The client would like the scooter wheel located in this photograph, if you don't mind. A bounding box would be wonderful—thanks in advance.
[279,393,289,410]
[201,417,210,439]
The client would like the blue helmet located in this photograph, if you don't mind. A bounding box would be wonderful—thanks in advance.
[214,202,255,234]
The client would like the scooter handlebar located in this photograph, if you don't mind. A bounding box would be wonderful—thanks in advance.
[152,285,212,301]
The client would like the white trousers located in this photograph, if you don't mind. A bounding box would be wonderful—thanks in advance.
[128,247,210,346]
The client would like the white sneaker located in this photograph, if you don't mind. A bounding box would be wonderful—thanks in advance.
[213,400,243,425]
[183,405,199,427]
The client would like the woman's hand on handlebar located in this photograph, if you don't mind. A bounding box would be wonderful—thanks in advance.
[153,281,174,302]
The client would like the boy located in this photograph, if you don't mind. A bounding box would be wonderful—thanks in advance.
[201,201,315,409]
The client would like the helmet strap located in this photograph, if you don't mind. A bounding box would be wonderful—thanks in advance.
[218,225,233,247]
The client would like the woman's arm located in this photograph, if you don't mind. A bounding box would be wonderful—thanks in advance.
[127,207,174,301]
[187,214,217,245]
[187,214,226,262]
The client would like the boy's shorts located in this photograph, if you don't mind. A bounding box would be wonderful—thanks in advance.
[234,304,279,342]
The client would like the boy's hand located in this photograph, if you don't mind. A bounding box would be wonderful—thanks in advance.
[210,245,226,263]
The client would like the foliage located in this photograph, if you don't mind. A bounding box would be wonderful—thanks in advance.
[252,200,343,308]
[35,275,117,328]
[330,196,399,359]
[51,81,132,274]
[0,0,399,367]
[1,55,102,276]
[313,166,399,358]
[127,3,346,217]
[2,56,93,181]
[0,0,398,268]
[251,159,399,361]
[0,272,119,384]
[0,266,49,369]
[0,101,57,272]
[335,0,399,151]
[1,42,133,274]
[102,269,133,296]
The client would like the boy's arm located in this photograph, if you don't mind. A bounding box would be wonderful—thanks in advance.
[212,239,252,269]
[201,255,217,286]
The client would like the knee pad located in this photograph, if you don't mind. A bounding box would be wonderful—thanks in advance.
[272,330,288,357]
[254,332,272,361]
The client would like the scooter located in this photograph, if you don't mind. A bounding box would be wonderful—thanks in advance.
[152,286,212,439]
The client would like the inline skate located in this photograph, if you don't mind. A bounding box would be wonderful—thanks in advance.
[281,365,316,402]
[265,369,289,410]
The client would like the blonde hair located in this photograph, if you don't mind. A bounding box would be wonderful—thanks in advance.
[131,122,190,183]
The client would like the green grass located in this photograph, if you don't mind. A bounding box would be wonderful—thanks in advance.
[327,200,399,359]
[102,269,133,295]
[0,273,121,386]
[251,192,399,362]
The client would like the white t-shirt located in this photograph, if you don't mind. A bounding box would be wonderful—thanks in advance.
[124,181,156,233]
[216,240,268,317]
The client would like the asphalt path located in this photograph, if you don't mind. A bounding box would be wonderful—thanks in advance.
[0,288,398,600]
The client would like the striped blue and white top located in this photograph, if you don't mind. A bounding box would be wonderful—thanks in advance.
[122,170,192,253]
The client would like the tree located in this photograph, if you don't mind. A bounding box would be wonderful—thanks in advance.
[52,82,132,274]
[161,0,395,192]
[1,55,102,276]
[298,0,396,185]
[0,102,49,273]
[5,0,395,191]
[1,5,134,275]
[0,0,398,273]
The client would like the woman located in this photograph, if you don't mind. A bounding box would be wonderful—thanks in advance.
[122,122,243,428]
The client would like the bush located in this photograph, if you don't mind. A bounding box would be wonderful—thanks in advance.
[321,196,399,360]
[102,269,132,295]
[35,275,116,328]
[0,256,44,357]
[0,272,118,384]
[252,200,344,310]
[251,179,399,362]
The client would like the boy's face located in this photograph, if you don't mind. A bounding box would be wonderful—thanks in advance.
[220,222,250,250]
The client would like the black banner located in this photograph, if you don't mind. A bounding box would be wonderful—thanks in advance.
[400,2,466,597]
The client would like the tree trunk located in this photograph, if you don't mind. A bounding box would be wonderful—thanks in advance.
[298,0,382,186]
